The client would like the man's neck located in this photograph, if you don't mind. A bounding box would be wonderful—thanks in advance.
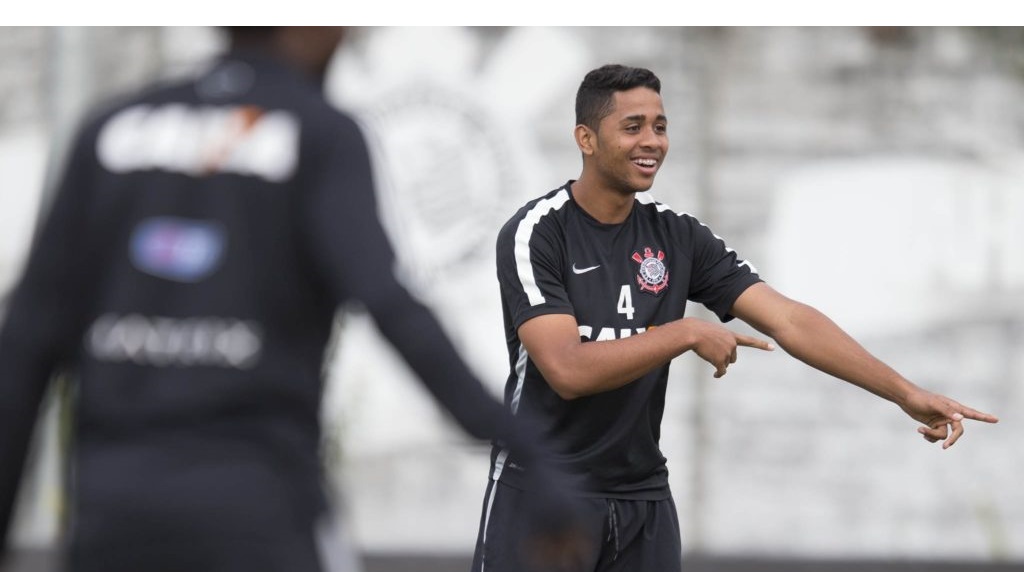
[570,175,636,225]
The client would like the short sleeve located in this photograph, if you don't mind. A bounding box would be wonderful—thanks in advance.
[686,218,762,322]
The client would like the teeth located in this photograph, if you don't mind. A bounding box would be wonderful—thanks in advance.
[634,158,656,167]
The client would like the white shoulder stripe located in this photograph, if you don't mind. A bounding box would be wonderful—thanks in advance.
[636,191,689,215]
[514,190,570,306]
[635,192,759,274]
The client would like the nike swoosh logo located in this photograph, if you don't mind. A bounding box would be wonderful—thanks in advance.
[572,263,601,275]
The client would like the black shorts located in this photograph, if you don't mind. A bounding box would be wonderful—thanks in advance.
[471,480,682,572]
[62,509,358,572]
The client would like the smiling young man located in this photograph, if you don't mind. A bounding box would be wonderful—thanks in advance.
[470,64,998,572]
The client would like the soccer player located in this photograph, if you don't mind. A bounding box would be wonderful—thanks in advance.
[471,63,999,572]
[0,27,584,572]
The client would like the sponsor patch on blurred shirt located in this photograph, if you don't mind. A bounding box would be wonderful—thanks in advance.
[130,217,226,282]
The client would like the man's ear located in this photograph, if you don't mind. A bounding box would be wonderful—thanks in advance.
[574,124,595,156]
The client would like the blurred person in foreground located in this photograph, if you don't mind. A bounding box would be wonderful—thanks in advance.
[0,26,587,572]
[471,63,1000,572]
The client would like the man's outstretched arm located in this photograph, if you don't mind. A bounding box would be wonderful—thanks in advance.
[731,282,999,449]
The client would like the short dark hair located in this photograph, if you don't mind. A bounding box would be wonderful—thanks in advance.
[575,64,661,131]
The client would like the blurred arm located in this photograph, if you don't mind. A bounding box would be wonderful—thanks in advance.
[301,117,550,456]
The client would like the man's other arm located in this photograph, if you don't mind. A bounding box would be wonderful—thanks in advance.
[730,282,999,448]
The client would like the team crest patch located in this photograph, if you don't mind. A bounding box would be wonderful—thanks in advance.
[632,246,669,295]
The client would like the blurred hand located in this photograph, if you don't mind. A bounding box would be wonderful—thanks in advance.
[522,520,592,572]
[518,462,594,572]
[900,388,999,449]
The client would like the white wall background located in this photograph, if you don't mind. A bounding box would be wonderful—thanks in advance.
[1,26,1020,563]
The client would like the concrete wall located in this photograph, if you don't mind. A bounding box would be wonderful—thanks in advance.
[1,26,1021,565]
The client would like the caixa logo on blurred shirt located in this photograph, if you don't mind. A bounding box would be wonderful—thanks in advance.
[97,103,299,182]
[130,217,225,282]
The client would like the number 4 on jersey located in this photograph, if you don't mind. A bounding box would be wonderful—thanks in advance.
[617,285,635,320]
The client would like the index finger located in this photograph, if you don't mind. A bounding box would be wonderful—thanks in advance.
[958,406,999,424]
[735,334,775,351]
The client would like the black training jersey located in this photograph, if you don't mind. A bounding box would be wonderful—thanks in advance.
[0,50,551,569]
[491,181,762,499]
